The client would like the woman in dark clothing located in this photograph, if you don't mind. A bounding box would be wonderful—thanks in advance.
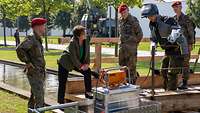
[57,25,94,104]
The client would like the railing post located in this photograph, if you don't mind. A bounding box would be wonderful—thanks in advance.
[94,43,102,71]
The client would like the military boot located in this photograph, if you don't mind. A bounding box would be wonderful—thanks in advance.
[178,79,188,90]
[168,73,178,91]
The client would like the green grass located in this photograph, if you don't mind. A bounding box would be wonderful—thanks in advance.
[0,90,52,113]
[0,90,27,113]
[0,44,199,75]
[0,47,173,75]
[0,36,199,53]
[0,47,153,75]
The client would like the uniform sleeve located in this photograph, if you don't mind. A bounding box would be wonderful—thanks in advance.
[185,16,195,44]
[133,17,143,44]
[149,24,157,43]
[68,41,81,69]
[16,38,33,64]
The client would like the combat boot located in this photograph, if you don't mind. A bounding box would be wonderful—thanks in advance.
[178,79,188,90]
[168,73,178,91]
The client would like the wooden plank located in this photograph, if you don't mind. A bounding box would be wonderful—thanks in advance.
[90,54,199,63]
[91,38,119,43]
[58,37,200,44]
[66,78,100,94]
[66,73,200,94]
[144,90,200,112]
[93,43,102,71]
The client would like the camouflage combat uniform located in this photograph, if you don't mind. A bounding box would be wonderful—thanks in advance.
[149,15,189,90]
[16,32,46,113]
[118,14,143,84]
[174,13,196,82]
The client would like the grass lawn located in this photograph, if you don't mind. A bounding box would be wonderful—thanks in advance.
[0,36,200,52]
[1,46,199,75]
[0,46,155,75]
[0,90,27,113]
[0,90,53,113]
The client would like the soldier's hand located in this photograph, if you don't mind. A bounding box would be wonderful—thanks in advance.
[26,63,35,69]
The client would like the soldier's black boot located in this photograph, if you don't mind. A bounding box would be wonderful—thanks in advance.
[85,92,93,99]
[163,78,168,91]
[178,79,188,90]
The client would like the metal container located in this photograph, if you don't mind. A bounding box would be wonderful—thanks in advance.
[93,84,140,113]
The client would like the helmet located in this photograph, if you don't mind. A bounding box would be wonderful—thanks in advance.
[141,3,159,18]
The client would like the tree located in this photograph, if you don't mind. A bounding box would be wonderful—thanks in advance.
[76,0,142,37]
[99,0,142,37]
[3,18,14,36]
[54,11,71,36]
[29,0,72,51]
[0,0,18,46]
[186,0,200,28]
[17,16,30,36]
[0,0,32,46]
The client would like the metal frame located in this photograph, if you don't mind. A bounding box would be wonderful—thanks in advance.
[28,102,80,113]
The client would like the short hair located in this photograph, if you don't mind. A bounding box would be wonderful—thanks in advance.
[73,25,86,37]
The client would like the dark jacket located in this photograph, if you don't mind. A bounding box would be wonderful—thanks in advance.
[16,32,45,70]
[149,15,181,56]
[58,37,90,71]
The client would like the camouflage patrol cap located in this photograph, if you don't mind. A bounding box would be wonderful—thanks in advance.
[171,1,182,7]
[31,18,47,27]
[118,3,128,13]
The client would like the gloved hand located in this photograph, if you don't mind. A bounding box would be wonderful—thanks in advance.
[150,42,157,51]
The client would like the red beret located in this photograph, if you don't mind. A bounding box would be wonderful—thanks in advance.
[118,4,128,13]
[31,18,47,27]
[171,1,182,7]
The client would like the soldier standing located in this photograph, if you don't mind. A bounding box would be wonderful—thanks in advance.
[118,3,143,84]
[172,1,196,89]
[141,3,189,90]
[16,18,47,113]
[14,29,20,46]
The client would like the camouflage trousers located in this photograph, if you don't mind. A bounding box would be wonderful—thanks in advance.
[161,55,183,90]
[181,44,193,81]
[119,44,137,84]
[27,68,46,113]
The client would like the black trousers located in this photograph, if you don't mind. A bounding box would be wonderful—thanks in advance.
[57,64,92,104]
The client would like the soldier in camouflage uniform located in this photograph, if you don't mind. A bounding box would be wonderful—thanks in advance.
[172,1,196,89]
[118,3,143,84]
[141,3,189,90]
[16,18,47,113]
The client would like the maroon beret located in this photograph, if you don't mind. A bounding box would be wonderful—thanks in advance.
[118,4,128,13]
[31,18,47,27]
[171,1,182,7]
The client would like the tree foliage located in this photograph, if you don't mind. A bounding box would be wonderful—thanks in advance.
[18,16,30,32]
[54,11,71,36]
[186,0,200,28]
